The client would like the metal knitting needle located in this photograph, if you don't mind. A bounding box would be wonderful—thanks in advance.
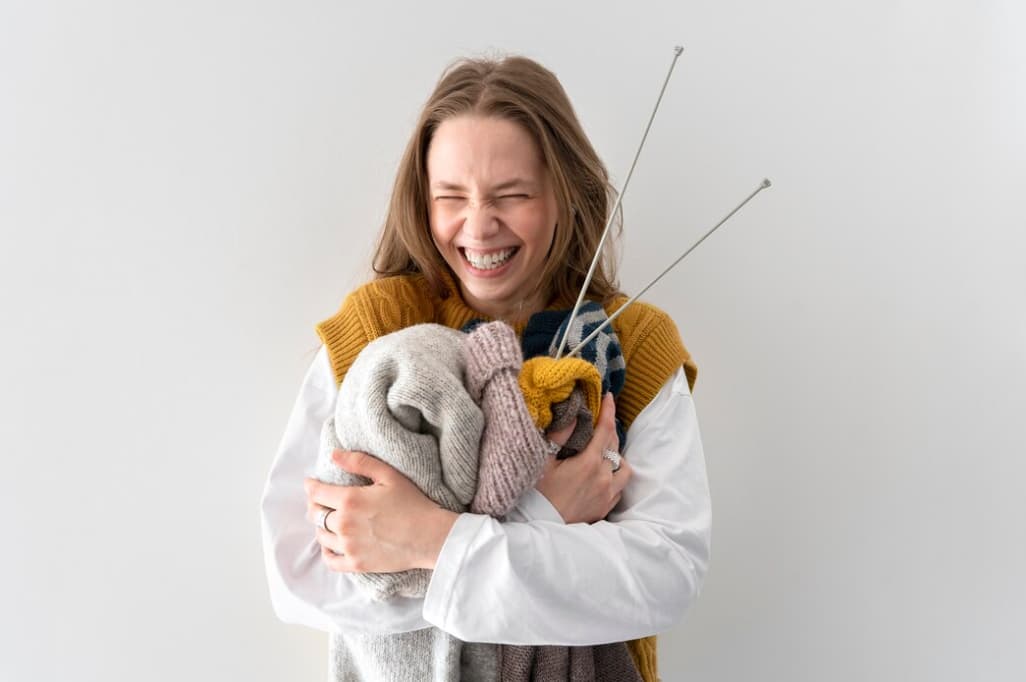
[554,45,685,360]
[567,178,773,358]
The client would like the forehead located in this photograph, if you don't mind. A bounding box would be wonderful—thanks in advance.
[426,115,545,185]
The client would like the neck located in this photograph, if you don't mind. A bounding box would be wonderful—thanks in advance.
[462,291,548,326]
[438,269,552,327]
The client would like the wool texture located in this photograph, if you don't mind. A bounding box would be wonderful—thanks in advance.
[464,322,552,518]
[547,386,593,458]
[520,302,627,449]
[316,320,640,681]
[499,644,643,682]
[331,629,498,682]
[319,321,555,681]
[316,273,697,426]
[316,324,482,600]
[314,273,696,682]
[521,302,626,397]
[316,322,556,598]
[518,356,602,432]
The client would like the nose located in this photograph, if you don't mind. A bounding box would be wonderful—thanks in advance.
[460,200,500,241]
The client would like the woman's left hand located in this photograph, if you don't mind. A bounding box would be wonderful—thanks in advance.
[304,450,458,574]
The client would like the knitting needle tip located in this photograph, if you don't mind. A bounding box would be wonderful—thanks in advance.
[761,178,772,189]
[673,45,684,56]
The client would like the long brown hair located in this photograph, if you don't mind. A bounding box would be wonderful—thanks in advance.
[372,55,623,306]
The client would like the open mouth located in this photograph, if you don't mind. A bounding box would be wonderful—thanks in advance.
[460,246,519,271]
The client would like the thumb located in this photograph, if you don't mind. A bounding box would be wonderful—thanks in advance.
[331,449,390,482]
[596,393,616,435]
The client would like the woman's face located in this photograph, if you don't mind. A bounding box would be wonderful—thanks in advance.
[426,115,559,321]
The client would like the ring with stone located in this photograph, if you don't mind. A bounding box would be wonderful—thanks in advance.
[602,448,622,472]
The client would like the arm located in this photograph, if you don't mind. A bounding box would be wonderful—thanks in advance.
[264,349,711,643]
[260,344,556,633]
[259,347,430,634]
[422,367,711,645]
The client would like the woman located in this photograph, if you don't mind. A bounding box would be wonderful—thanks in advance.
[260,55,711,681]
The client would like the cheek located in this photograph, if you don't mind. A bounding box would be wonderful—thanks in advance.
[428,212,456,248]
[510,203,553,238]
[522,209,557,251]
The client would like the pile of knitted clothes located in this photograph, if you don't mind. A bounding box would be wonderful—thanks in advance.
[314,305,641,682]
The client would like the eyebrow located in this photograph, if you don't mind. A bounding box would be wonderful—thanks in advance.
[431,179,534,192]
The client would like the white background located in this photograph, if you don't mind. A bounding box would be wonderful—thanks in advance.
[2,1,1023,680]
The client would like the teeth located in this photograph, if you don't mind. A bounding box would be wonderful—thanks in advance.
[464,247,515,270]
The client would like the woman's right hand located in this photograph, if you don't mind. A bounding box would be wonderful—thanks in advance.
[535,393,632,524]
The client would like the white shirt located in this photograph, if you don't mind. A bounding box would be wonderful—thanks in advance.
[260,345,711,646]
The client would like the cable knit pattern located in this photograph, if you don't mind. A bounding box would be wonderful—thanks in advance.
[316,276,696,428]
[316,276,437,386]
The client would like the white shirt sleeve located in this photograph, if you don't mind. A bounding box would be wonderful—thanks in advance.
[260,346,712,645]
[259,347,430,634]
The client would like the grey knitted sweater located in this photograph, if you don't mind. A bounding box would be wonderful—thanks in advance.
[315,322,545,681]
[314,321,641,682]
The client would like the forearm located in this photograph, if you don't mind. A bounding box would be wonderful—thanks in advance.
[423,512,706,645]
[260,347,430,634]
[260,413,432,633]
[264,350,710,644]
[423,368,711,645]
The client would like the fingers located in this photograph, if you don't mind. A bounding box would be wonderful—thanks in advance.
[594,392,617,443]
[304,449,384,508]
[594,393,631,508]
[304,477,348,510]
[577,393,617,466]
[606,491,623,516]
[321,545,357,572]
[609,456,632,495]
[306,501,337,532]
[331,449,391,482]
[316,529,360,572]
[307,496,360,572]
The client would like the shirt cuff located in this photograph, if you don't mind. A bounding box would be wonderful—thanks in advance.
[505,488,566,523]
[423,512,488,628]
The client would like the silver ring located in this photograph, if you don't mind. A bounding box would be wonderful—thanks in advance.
[545,439,561,456]
[602,448,622,473]
[317,508,334,533]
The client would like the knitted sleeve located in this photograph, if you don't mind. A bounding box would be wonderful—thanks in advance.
[315,276,436,386]
[609,298,698,429]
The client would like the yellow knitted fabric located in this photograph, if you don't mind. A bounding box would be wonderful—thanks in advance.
[315,274,696,682]
[627,637,660,682]
[603,294,696,426]
[315,276,438,384]
[518,356,603,431]
[316,277,697,427]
